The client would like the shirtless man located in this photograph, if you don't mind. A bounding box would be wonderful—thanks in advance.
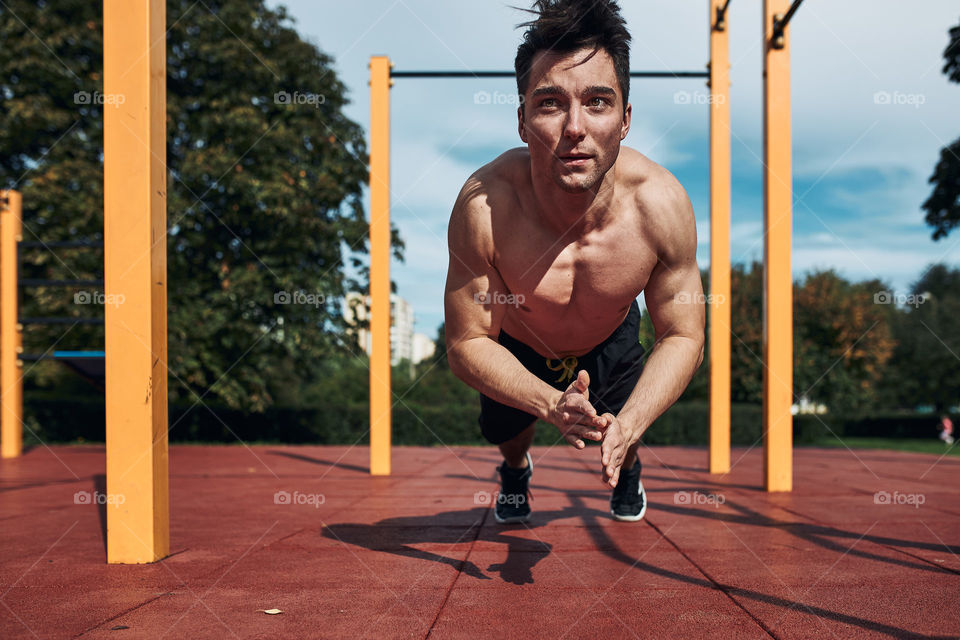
[444,0,705,523]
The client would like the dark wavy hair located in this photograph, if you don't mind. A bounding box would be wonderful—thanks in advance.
[514,0,632,113]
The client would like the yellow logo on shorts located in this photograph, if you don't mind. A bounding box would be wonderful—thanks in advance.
[546,356,579,383]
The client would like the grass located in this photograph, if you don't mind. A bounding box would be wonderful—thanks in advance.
[809,437,960,457]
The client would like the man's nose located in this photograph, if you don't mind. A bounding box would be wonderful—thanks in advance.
[563,106,585,139]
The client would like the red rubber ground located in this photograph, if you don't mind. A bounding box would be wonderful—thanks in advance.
[1,444,958,638]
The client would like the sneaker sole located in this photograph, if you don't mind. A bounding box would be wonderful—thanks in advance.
[610,479,647,522]
[493,452,533,525]
[493,512,531,524]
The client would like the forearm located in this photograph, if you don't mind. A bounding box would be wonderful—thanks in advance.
[448,337,559,421]
[616,335,703,438]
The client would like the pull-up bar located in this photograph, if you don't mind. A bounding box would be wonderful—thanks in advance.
[390,70,710,79]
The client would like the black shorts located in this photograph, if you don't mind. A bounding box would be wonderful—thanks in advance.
[478,300,647,445]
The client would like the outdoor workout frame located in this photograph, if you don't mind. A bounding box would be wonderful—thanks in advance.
[0,0,799,567]
[366,0,797,492]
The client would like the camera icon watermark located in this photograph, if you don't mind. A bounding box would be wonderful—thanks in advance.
[474,490,492,505]
[74,490,125,506]
[74,91,126,107]
[274,290,326,307]
[873,90,925,109]
[674,490,725,508]
[873,290,926,308]
[274,90,326,108]
[74,290,125,308]
[473,291,524,307]
[473,90,523,106]
[873,490,924,509]
[273,490,325,508]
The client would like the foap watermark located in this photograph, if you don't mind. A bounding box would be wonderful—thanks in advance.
[274,490,325,508]
[474,90,523,106]
[474,490,526,506]
[474,291,524,307]
[674,90,725,106]
[873,290,927,308]
[74,490,125,506]
[873,90,925,109]
[74,91,126,106]
[274,290,326,307]
[873,490,924,509]
[674,490,725,508]
[74,290,125,308]
[274,90,326,108]
[674,292,724,305]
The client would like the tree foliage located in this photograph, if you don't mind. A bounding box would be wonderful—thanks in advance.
[922,18,960,239]
[885,264,960,412]
[793,270,895,414]
[0,0,404,411]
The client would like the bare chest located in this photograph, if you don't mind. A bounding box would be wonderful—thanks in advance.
[493,213,656,356]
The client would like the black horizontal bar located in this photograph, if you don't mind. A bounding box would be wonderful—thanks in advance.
[19,317,104,325]
[19,279,104,287]
[20,352,106,362]
[18,241,104,248]
[391,70,709,79]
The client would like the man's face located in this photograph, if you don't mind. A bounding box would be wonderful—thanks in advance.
[518,46,631,194]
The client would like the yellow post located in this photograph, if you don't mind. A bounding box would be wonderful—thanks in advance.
[104,0,170,562]
[708,0,731,474]
[369,56,392,476]
[1,190,23,459]
[762,0,793,492]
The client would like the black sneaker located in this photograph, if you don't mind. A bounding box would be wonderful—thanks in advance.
[494,452,533,524]
[610,460,646,522]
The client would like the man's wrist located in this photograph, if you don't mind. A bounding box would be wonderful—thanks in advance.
[616,407,650,442]
[538,387,563,423]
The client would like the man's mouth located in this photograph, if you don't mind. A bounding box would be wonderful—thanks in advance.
[559,152,593,165]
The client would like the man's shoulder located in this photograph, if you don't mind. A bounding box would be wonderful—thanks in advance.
[469,148,529,198]
[452,148,528,219]
[449,149,528,244]
[617,146,689,206]
[616,147,696,257]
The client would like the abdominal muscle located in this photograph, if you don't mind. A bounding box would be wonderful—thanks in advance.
[499,300,633,359]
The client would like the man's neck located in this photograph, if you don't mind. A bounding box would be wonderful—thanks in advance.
[531,166,618,239]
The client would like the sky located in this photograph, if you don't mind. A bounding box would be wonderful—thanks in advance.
[266,0,960,338]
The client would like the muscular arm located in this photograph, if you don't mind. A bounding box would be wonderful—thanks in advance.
[615,176,706,439]
[443,177,559,422]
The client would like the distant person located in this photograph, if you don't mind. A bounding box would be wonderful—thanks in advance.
[443,0,704,524]
[939,415,954,445]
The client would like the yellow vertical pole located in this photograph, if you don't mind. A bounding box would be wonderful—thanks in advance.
[1,190,23,459]
[104,0,170,562]
[369,56,392,476]
[708,0,731,475]
[762,0,793,492]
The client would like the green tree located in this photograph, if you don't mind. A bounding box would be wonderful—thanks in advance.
[793,270,896,415]
[886,264,960,412]
[0,0,404,411]
[922,19,960,239]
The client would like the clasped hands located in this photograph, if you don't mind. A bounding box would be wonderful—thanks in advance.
[548,369,637,489]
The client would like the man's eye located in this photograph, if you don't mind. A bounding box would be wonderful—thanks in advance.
[588,97,609,107]
[540,98,558,107]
